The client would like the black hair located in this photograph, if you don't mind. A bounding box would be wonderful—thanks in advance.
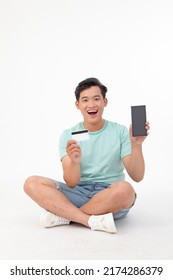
[74,77,107,101]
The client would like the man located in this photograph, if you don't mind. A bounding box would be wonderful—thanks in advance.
[24,77,150,234]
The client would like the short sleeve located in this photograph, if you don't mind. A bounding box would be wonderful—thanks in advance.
[58,130,70,160]
[120,126,131,158]
[58,123,82,161]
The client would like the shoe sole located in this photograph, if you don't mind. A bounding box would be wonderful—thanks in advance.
[40,211,51,227]
[104,213,117,233]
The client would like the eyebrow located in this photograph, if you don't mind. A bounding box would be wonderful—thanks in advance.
[81,95,101,100]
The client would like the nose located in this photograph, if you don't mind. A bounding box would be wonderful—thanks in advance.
[88,99,95,107]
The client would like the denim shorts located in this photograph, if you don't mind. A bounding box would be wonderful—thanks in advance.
[54,181,136,220]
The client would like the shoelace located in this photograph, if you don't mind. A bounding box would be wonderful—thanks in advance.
[91,217,106,230]
[51,217,69,225]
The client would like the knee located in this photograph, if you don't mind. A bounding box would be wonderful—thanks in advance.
[120,181,134,198]
[111,181,135,207]
[23,175,39,195]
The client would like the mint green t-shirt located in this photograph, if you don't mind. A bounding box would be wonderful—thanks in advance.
[59,120,131,185]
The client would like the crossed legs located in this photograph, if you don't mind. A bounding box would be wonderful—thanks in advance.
[23,176,135,228]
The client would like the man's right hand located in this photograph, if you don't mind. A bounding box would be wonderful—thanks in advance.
[66,140,82,163]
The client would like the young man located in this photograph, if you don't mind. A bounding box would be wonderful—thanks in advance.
[24,78,150,234]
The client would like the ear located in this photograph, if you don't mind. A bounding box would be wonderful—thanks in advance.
[104,98,108,107]
[75,100,79,109]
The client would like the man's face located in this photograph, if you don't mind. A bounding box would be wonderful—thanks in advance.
[75,86,108,126]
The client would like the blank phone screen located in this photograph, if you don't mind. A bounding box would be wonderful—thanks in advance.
[131,105,147,136]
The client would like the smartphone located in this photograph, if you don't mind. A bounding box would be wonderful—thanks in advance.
[131,105,147,136]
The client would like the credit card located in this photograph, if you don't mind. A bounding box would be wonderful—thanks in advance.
[71,130,89,141]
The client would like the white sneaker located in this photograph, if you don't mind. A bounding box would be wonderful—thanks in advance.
[40,210,70,228]
[88,213,116,233]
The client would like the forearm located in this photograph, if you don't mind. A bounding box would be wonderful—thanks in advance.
[63,157,81,188]
[128,144,145,182]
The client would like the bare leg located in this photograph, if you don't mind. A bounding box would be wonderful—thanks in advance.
[24,177,135,232]
[24,176,90,227]
[80,181,135,215]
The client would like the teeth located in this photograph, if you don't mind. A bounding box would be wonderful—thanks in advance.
[88,110,98,113]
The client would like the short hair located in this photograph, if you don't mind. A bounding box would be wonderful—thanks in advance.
[74,77,107,101]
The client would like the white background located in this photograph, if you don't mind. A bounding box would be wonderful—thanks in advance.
[0,0,173,188]
[0,0,173,261]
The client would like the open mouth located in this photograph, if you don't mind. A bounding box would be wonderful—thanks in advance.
[87,110,98,116]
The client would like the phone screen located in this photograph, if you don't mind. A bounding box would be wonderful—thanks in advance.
[131,105,147,136]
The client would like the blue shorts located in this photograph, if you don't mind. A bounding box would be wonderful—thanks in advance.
[54,181,136,220]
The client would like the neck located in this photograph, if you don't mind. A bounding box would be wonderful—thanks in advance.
[83,119,105,132]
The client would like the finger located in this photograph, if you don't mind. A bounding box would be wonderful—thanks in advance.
[70,149,81,159]
[67,143,78,152]
[68,145,81,154]
[67,140,77,148]
[70,144,80,150]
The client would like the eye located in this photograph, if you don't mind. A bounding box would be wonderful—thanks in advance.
[82,99,88,103]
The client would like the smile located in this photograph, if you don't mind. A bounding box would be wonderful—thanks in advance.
[87,110,98,115]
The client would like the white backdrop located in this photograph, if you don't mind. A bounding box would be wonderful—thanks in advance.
[0,0,173,196]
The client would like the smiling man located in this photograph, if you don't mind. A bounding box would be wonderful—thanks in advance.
[24,78,150,234]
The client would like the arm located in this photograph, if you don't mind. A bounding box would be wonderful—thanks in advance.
[122,122,150,182]
[61,140,81,188]
[123,144,145,182]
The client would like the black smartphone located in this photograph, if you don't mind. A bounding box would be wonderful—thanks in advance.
[131,105,147,136]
